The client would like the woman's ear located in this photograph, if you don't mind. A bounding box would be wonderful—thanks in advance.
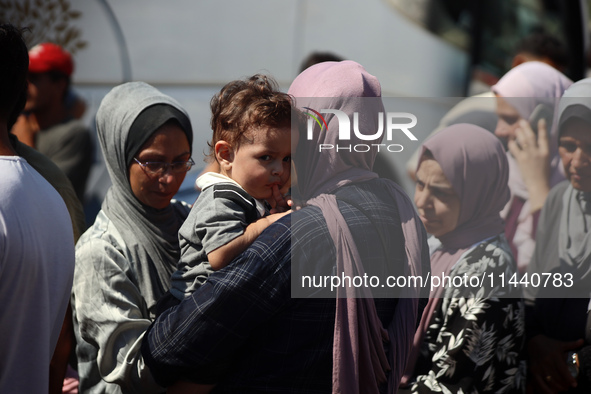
[215,141,234,172]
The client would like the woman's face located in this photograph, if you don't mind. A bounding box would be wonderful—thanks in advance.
[494,95,522,148]
[559,118,591,192]
[128,122,191,209]
[414,157,461,237]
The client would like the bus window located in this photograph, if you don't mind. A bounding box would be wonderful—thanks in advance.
[388,0,587,93]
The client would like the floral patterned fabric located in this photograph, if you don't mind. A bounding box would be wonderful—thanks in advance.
[403,235,526,394]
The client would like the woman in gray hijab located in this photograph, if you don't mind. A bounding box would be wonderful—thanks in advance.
[525,78,591,393]
[71,82,194,393]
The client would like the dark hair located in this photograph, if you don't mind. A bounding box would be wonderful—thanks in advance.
[208,74,300,159]
[299,51,344,73]
[516,31,569,70]
[0,24,29,126]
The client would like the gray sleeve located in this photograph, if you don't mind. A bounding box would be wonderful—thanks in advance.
[72,216,164,393]
[38,122,93,201]
[193,189,251,255]
[524,181,568,303]
[171,190,253,298]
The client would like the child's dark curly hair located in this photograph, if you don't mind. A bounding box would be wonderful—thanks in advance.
[208,74,302,160]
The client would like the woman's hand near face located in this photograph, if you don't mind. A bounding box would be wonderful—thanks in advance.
[527,334,583,394]
[508,119,551,212]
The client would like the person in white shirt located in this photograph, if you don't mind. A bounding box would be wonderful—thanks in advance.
[0,23,75,393]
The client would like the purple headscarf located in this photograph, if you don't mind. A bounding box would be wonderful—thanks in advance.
[403,124,510,385]
[492,61,572,271]
[492,62,571,118]
[289,61,428,394]
[288,60,384,199]
[492,61,572,171]
[422,123,510,249]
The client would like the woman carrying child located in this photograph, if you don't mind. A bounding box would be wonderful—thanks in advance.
[71,82,194,393]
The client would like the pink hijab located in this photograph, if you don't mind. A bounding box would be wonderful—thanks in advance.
[288,61,383,199]
[492,61,572,270]
[422,124,510,249]
[403,124,510,385]
[289,61,428,394]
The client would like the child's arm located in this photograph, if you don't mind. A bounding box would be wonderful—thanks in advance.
[207,211,290,270]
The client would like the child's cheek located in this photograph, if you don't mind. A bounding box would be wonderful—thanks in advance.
[279,173,291,196]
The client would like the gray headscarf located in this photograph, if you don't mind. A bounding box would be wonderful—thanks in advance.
[96,81,193,313]
[523,79,591,343]
[556,79,591,292]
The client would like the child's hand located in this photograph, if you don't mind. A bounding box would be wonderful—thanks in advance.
[268,184,291,213]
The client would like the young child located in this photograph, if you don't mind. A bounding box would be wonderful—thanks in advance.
[163,74,300,310]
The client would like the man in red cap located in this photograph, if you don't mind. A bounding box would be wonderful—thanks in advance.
[11,42,93,203]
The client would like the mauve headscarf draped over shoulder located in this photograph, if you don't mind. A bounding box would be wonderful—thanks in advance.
[288,61,383,200]
[288,61,428,394]
[96,81,193,313]
[492,61,572,269]
[402,124,510,384]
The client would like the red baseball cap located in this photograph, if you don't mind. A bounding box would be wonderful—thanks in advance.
[28,42,74,76]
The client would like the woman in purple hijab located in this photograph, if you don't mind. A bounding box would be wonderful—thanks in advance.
[400,124,525,393]
[140,61,428,393]
[289,60,430,393]
[492,61,572,273]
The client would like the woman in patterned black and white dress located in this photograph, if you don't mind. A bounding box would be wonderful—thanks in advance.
[400,123,525,393]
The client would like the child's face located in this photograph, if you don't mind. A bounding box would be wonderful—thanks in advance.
[223,126,293,200]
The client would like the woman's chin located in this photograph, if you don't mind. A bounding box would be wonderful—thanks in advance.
[421,219,439,235]
[144,194,174,210]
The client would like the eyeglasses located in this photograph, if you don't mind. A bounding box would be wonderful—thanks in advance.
[133,157,195,175]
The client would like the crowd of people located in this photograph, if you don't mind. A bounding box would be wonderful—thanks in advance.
[2,21,591,394]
